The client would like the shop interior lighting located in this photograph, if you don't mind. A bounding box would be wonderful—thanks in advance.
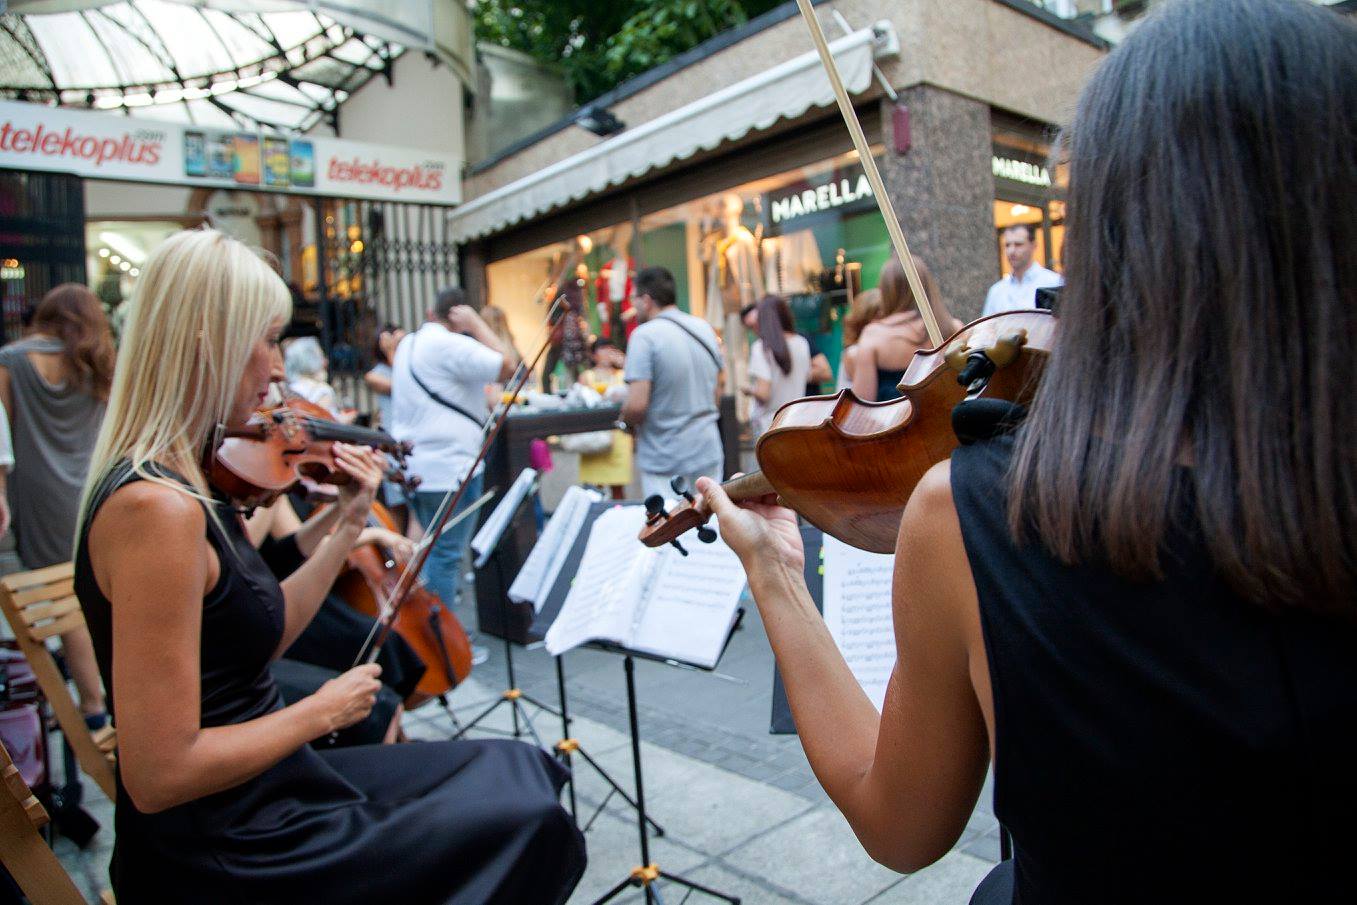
[98,248,110,258]
[119,261,132,272]
[99,231,147,265]
[1010,204,1031,216]
[130,268,140,277]
[109,255,121,266]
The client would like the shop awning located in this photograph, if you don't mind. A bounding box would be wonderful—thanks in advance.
[447,21,899,244]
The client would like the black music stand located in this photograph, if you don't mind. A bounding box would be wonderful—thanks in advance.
[588,646,741,905]
[531,499,665,838]
[454,472,560,747]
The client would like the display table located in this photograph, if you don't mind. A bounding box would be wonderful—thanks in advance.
[474,396,740,643]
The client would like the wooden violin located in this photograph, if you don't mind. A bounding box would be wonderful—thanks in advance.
[640,310,1055,554]
[210,394,414,508]
[334,500,472,707]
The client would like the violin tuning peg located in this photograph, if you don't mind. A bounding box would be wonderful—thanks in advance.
[669,476,696,504]
[669,539,689,557]
[696,526,718,544]
[644,495,668,518]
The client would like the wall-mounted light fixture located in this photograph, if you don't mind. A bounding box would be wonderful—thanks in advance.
[575,105,625,137]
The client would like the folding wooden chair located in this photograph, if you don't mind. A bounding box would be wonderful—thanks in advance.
[0,563,117,800]
[0,739,87,905]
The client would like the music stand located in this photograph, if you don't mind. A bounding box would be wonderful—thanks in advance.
[588,644,742,905]
[531,499,665,838]
[454,471,560,747]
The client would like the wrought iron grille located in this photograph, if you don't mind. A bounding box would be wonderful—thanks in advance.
[0,171,86,345]
[314,197,459,417]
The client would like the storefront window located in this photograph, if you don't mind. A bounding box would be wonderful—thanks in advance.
[485,147,890,389]
[991,118,1066,278]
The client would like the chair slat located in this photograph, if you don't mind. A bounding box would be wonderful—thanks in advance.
[0,562,74,592]
[29,610,87,642]
[19,595,82,628]
[7,579,76,610]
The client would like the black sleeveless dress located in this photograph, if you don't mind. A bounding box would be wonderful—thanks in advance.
[74,463,586,904]
[951,435,1357,904]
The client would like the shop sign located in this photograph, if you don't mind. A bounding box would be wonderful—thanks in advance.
[768,166,874,226]
[991,155,1051,188]
[0,100,461,206]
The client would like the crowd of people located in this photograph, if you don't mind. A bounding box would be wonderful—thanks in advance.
[0,0,1350,902]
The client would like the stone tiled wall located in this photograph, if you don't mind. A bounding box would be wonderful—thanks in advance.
[877,85,998,322]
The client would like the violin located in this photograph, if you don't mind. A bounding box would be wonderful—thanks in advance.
[640,310,1055,553]
[334,500,472,707]
[641,0,1058,555]
[211,394,414,508]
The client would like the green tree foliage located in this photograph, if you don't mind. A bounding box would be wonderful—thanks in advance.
[472,0,785,104]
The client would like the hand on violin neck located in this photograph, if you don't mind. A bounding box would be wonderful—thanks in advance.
[695,476,804,576]
[332,444,383,528]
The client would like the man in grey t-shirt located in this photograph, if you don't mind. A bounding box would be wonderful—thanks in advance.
[622,266,725,499]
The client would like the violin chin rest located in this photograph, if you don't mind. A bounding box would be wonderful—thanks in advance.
[952,398,1028,446]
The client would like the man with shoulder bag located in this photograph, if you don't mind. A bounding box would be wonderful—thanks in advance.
[391,289,514,664]
[621,267,726,500]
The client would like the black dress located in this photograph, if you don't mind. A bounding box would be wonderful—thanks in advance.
[952,435,1357,904]
[74,462,587,903]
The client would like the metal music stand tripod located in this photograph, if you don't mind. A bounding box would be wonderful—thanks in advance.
[550,652,664,839]
[592,653,740,905]
[454,475,560,748]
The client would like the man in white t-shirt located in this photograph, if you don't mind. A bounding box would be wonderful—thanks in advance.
[391,288,513,651]
[982,224,1063,316]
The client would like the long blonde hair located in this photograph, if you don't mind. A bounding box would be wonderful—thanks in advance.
[79,229,291,530]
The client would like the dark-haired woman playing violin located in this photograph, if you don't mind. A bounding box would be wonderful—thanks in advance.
[699,2,1356,902]
[73,227,585,903]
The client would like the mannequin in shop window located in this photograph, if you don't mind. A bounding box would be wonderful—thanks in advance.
[701,193,763,422]
[594,224,637,343]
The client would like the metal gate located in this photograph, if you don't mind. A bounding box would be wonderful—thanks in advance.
[313,197,458,416]
[0,171,86,345]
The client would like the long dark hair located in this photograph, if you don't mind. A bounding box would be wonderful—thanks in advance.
[30,283,115,401]
[1008,0,1357,614]
[755,295,795,375]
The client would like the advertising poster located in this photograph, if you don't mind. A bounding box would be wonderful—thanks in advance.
[207,132,233,179]
[263,137,289,187]
[183,130,206,177]
[289,139,315,188]
[232,134,260,185]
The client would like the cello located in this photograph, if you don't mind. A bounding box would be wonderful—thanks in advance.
[334,500,473,708]
[639,0,1056,554]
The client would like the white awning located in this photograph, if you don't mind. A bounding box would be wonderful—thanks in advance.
[448,21,899,244]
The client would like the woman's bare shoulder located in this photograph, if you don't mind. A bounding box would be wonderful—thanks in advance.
[94,479,206,540]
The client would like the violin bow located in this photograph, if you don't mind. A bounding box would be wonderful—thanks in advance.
[353,296,566,667]
[793,0,945,349]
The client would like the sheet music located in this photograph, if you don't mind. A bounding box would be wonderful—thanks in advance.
[508,486,603,611]
[629,523,745,668]
[470,467,537,566]
[544,506,650,656]
[822,535,896,711]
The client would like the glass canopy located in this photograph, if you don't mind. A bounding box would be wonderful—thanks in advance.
[0,0,403,132]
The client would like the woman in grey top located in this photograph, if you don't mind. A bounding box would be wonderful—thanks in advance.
[0,283,114,721]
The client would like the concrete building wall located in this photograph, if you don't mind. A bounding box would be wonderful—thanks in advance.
[84,181,192,219]
[312,52,466,161]
[465,0,1105,201]
[877,86,998,321]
